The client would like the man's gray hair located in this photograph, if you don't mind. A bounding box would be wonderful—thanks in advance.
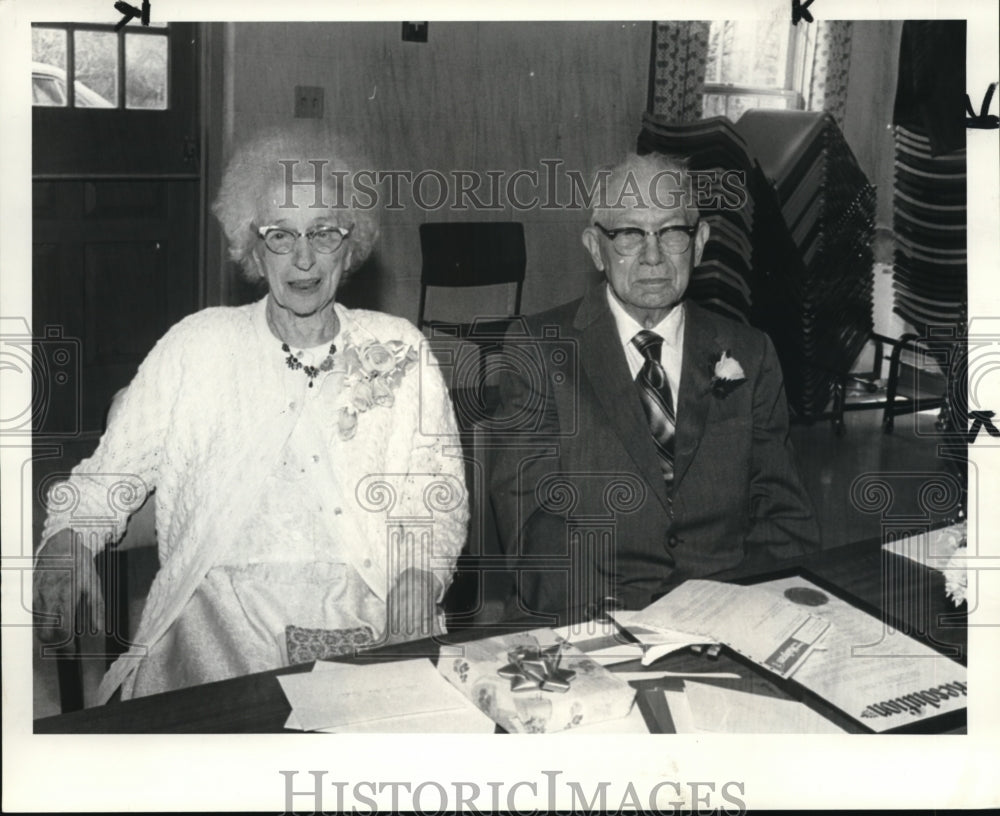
[590,152,699,226]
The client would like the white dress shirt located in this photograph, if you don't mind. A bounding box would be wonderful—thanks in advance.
[605,284,685,399]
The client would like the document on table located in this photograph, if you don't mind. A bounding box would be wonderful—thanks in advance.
[279,658,496,733]
[882,521,965,574]
[753,576,967,732]
[625,580,830,678]
[663,681,847,734]
[552,616,706,667]
[551,619,644,665]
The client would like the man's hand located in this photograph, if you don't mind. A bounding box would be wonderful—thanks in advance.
[32,529,104,645]
[384,568,443,645]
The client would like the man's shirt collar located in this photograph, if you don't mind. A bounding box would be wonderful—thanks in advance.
[605,284,685,350]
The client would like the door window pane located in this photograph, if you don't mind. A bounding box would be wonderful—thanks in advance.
[32,28,67,107]
[74,30,118,107]
[125,33,168,109]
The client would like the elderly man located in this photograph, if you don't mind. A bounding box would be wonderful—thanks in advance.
[489,152,820,623]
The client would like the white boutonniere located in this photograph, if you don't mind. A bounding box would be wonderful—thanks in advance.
[334,334,419,439]
[710,350,746,398]
[942,527,968,607]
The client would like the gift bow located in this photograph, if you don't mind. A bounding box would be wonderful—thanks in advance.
[497,643,577,693]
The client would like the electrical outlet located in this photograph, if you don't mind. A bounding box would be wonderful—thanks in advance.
[294,86,324,118]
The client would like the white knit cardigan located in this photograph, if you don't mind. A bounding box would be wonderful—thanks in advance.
[41,297,469,702]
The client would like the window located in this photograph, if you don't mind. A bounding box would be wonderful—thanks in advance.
[31,23,169,110]
[702,20,809,122]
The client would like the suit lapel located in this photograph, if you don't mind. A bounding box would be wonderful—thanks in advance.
[673,302,720,488]
[574,286,670,512]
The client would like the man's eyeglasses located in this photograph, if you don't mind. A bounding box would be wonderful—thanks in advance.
[593,221,698,256]
[256,225,351,255]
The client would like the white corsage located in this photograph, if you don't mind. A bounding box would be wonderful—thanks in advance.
[334,335,419,439]
[711,350,746,397]
[942,530,968,607]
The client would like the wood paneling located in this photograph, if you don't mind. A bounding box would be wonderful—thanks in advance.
[228,21,650,319]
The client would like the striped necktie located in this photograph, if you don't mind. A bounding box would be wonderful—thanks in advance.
[632,330,675,484]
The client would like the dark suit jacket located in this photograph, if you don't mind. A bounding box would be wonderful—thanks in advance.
[488,284,820,622]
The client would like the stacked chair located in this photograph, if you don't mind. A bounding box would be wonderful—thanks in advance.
[891,125,967,335]
[637,113,760,325]
[733,110,876,423]
[871,123,966,433]
[638,110,878,425]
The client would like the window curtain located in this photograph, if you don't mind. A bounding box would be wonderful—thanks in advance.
[804,21,853,129]
[651,21,853,126]
[650,21,710,122]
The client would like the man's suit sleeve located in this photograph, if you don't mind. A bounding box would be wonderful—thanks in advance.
[487,323,584,618]
[488,324,564,561]
[745,334,822,558]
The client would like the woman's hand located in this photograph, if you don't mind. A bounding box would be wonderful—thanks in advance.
[384,568,443,645]
[32,529,105,645]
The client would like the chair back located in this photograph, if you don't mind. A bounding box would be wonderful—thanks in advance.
[417,222,526,329]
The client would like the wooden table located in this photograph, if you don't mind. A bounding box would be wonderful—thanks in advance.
[34,532,966,734]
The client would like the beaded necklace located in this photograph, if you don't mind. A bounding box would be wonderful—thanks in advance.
[282,342,337,387]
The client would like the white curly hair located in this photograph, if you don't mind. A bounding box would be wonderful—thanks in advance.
[212,123,379,284]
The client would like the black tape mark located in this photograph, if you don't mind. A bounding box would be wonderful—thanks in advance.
[966,83,999,129]
[791,0,816,25]
[967,410,1000,443]
[113,0,151,31]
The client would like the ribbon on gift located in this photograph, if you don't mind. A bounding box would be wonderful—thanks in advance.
[497,642,577,693]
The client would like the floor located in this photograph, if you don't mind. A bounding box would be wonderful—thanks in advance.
[790,404,960,546]
[31,404,956,720]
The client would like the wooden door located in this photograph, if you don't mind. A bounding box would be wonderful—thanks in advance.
[32,22,202,440]
[31,22,204,708]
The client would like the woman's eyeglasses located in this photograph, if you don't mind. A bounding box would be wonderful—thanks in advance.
[594,221,698,256]
[256,225,351,255]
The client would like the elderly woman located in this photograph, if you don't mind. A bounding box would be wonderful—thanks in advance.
[33,127,468,703]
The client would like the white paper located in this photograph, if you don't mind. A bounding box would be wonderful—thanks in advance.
[608,610,716,664]
[278,658,494,732]
[754,576,968,732]
[552,619,734,677]
[611,670,741,682]
[638,637,717,666]
[551,620,645,666]
[882,521,966,574]
[677,681,847,734]
[626,580,830,678]
[285,704,496,734]
[662,686,698,733]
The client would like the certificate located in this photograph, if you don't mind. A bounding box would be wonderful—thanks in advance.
[626,579,830,679]
[752,575,967,732]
